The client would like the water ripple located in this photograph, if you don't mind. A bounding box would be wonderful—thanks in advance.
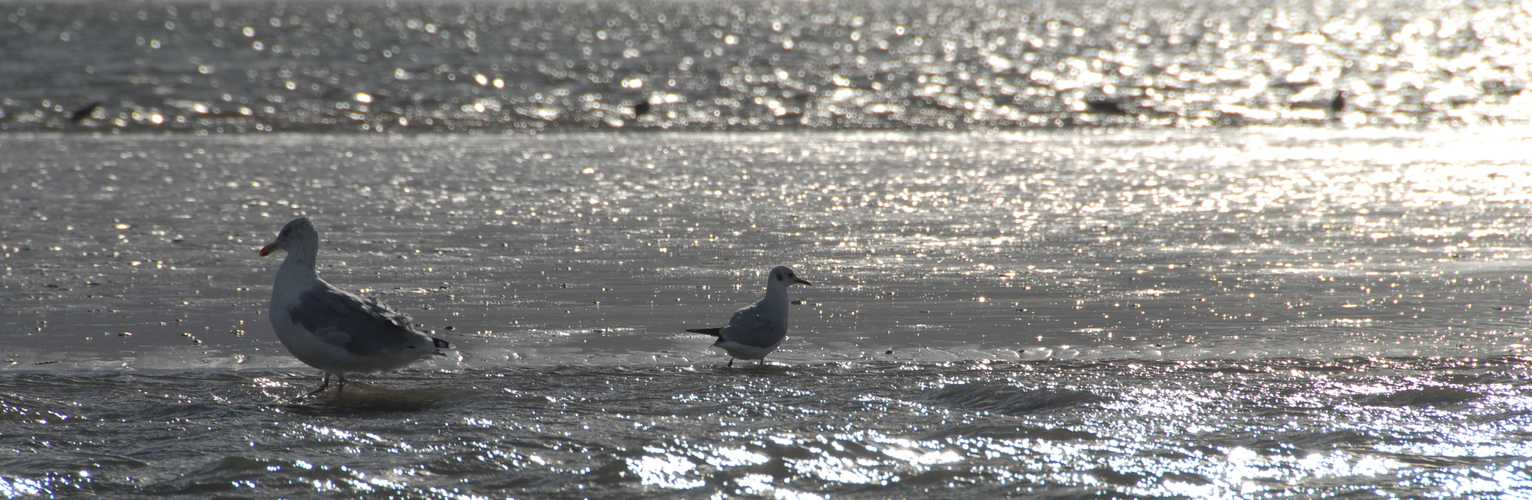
[3,0,1527,132]
[0,359,1529,496]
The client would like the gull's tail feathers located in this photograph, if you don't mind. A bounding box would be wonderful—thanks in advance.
[431,337,452,356]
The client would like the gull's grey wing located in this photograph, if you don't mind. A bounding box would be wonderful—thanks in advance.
[720,306,785,348]
[288,285,426,356]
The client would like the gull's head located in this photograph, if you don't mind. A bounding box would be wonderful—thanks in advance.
[259,216,319,257]
[768,266,813,288]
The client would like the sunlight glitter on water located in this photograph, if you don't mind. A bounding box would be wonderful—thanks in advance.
[9,129,1530,367]
[630,453,707,488]
[4,0,1530,132]
[1,359,1530,497]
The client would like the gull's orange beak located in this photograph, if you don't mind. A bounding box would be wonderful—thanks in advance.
[258,242,280,257]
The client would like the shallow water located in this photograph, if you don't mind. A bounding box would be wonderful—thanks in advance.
[3,128,1532,497]
[3,0,1529,132]
[6,129,1532,368]
[5,359,1532,498]
[6,0,1532,496]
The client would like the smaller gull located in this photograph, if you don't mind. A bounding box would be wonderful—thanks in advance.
[687,266,813,367]
[259,217,450,396]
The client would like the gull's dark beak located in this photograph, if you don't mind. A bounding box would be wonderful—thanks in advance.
[258,241,280,257]
[795,278,813,286]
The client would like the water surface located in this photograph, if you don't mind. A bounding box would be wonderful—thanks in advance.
[4,128,1532,497]
[3,0,1528,132]
[5,0,1532,496]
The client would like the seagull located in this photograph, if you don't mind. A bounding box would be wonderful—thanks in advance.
[258,217,450,397]
[686,266,813,367]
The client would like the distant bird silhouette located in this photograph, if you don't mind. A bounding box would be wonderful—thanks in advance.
[1330,91,1346,113]
[70,102,102,122]
[632,101,652,117]
[1085,99,1129,116]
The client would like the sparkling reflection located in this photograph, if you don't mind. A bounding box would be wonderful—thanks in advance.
[3,0,1529,132]
[3,90,1532,498]
[0,359,1527,496]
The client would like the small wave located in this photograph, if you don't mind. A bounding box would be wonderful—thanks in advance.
[198,456,271,476]
[1258,429,1380,451]
[1358,387,1483,408]
[923,423,1099,442]
[287,382,477,412]
[927,383,1103,415]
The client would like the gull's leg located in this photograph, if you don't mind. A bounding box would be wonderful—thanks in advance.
[727,357,735,367]
[336,373,347,394]
[305,372,331,397]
